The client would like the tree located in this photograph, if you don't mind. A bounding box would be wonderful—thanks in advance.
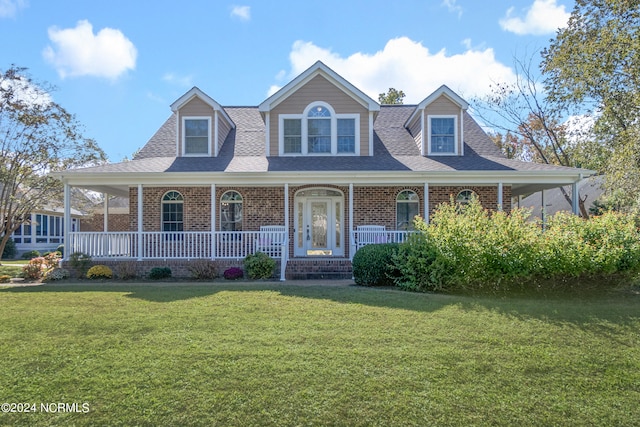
[541,0,640,208]
[473,55,592,217]
[0,66,106,262]
[378,88,406,104]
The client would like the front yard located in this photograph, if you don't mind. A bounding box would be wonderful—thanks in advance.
[0,282,638,426]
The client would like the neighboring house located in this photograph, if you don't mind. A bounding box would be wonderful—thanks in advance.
[9,207,81,257]
[518,176,605,219]
[53,61,592,279]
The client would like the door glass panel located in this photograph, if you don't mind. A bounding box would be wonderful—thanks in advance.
[311,202,327,249]
[297,202,303,248]
[335,201,341,248]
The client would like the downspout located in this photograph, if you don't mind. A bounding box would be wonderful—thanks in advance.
[63,182,71,261]
[349,183,354,260]
[281,183,289,281]
[424,182,429,224]
[137,184,143,261]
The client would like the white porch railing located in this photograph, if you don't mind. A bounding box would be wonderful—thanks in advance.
[68,231,287,260]
[350,229,413,252]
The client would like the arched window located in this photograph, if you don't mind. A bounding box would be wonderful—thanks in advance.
[221,191,243,231]
[456,189,477,205]
[307,105,332,153]
[162,191,184,232]
[396,190,419,230]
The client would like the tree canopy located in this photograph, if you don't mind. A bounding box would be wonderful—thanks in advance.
[0,65,106,261]
[378,88,406,105]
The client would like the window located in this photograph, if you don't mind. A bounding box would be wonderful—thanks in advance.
[397,190,419,230]
[183,117,210,155]
[279,102,359,156]
[429,116,457,154]
[456,190,476,205]
[221,191,243,231]
[162,191,184,232]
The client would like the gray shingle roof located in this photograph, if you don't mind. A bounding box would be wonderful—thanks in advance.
[69,104,587,175]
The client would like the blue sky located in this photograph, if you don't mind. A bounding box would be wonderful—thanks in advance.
[1,0,573,161]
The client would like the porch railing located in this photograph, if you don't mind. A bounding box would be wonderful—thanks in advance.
[68,230,287,260]
[350,229,414,253]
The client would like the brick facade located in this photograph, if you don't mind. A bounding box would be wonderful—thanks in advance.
[80,213,130,232]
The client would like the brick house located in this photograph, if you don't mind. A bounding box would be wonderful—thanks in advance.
[54,61,591,279]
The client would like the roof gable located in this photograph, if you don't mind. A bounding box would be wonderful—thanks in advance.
[405,85,469,128]
[170,86,235,129]
[258,61,380,113]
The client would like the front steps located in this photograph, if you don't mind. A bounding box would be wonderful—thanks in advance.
[285,258,353,280]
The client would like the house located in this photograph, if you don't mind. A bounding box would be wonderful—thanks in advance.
[53,61,592,279]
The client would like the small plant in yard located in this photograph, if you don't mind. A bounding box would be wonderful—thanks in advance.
[87,265,113,280]
[244,251,276,279]
[224,267,243,280]
[69,252,92,277]
[0,275,11,283]
[21,249,40,260]
[352,242,400,286]
[43,268,70,282]
[115,261,138,280]
[22,257,47,280]
[188,259,218,280]
[148,266,172,280]
[1,237,16,259]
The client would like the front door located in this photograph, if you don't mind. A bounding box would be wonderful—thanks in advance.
[294,189,343,257]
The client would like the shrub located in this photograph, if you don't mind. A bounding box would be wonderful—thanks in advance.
[0,275,11,283]
[224,267,243,280]
[392,235,450,292]
[56,244,64,257]
[22,257,47,280]
[22,250,40,260]
[148,267,172,280]
[2,237,17,259]
[188,259,218,280]
[68,252,92,277]
[43,252,61,269]
[244,251,276,280]
[87,265,113,280]
[115,261,138,280]
[352,243,400,286]
[43,268,70,282]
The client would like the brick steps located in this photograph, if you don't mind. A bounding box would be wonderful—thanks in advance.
[285,258,353,280]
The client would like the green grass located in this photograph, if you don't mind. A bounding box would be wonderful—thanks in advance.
[0,260,26,278]
[0,282,638,426]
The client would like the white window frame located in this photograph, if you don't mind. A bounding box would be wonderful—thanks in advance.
[182,116,211,156]
[427,115,458,155]
[278,102,360,156]
[396,190,420,231]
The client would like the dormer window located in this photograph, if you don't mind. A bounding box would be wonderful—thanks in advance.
[183,117,211,156]
[428,115,457,155]
[279,102,359,156]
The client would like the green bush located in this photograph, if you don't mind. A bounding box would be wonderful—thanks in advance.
[22,250,40,260]
[87,265,113,280]
[244,252,276,279]
[392,235,450,292]
[56,244,64,257]
[2,237,17,259]
[352,243,400,286]
[148,267,172,280]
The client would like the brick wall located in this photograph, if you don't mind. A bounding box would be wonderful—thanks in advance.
[80,213,130,232]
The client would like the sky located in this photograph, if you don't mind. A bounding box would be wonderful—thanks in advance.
[0,0,574,162]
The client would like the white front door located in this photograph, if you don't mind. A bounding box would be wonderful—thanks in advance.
[294,189,343,257]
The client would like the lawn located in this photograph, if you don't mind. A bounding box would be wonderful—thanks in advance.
[0,282,638,426]
[0,260,26,278]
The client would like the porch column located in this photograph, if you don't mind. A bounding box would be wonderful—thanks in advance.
[424,182,429,224]
[103,193,109,232]
[497,182,503,211]
[211,184,216,259]
[281,183,289,281]
[137,184,143,261]
[572,181,579,215]
[63,183,71,261]
[541,189,546,231]
[349,183,354,260]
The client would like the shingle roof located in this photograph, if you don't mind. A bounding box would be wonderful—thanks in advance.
[71,104,586,175]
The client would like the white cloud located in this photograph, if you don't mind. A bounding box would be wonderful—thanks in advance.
[441,0,463,18]
[268,37,517,103]
[500,0,570,35]
[0,0,27,18]
[0,74,52,106]
[230,5,251,21]
[43,20,137,80]
[162,72,194,88]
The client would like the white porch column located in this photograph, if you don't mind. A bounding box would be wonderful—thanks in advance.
[541,189,547,231]
[349,183,354,260]
[572,181,579,215]
[137,184,143,260]
[103,193,109,232]
[497,182,503,211]
[281,183,289,281]
[424,182,429,224]
[63,183,71,261]
[211,184,216,259]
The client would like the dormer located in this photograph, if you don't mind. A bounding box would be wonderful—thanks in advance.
[170,87,235,157]
[405,85,469,156]
[258,61,380,157]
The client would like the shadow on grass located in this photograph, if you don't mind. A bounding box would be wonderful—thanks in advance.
[1,280,638,332]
